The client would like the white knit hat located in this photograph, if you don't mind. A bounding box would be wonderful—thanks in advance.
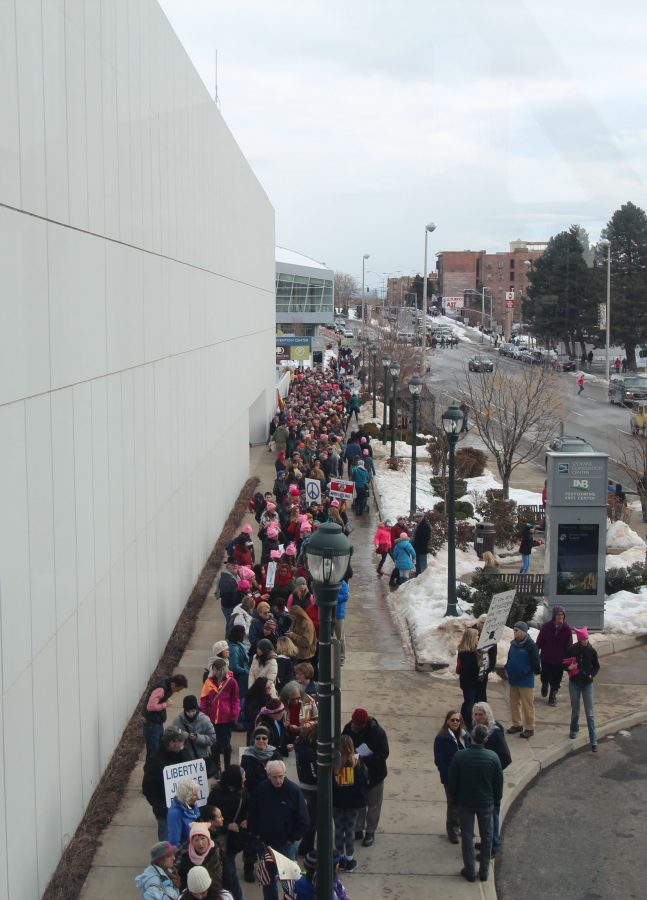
[187,865,212,892]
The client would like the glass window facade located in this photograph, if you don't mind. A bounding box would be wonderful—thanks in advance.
[276,273,334,314]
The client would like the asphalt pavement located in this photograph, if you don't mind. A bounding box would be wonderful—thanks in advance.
[497,722,647,900]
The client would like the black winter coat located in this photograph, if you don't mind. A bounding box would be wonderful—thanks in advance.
[341,717,389,788]
[483,723,512,771]
[206,784,250,854]
[412,520,431,554]
[142,744,197,818]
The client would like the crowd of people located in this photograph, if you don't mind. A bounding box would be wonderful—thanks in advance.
[137,363,393,900]
[137,357,602,896]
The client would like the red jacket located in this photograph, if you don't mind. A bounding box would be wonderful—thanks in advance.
[200,672,240,725]
[390,523,409,543]
[374,526,393,553]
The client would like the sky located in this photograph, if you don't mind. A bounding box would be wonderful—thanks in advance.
[158,0,647,289]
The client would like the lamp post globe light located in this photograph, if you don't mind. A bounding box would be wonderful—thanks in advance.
[371,345,378,418]
[421,223,437,357]
[381,354,391,444]
[389,360,400,459]
[408,375,423,516]
[361,254,370,341]
[442,403,464,616]
[304,521,352,900]
[599,239,611,383]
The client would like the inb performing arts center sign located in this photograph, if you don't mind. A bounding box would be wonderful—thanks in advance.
[545,453,608,629]
[276,336,311,364]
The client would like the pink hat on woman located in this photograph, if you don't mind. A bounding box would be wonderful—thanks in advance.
[331,499,340,508]
[285,542,297,557]
[242,523,253,535]
[270,549,282,560]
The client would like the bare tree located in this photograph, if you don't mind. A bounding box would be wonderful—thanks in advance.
[334,272,357,315]
[614,432,647,521]
[464,365,562,498]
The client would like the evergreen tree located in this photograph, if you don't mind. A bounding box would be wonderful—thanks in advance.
[599,202,647,369]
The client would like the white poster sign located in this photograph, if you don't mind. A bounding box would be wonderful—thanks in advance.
[163,758,209,808]
[477,589,517,650]
[305,478,322,504]
[265,561,277,589]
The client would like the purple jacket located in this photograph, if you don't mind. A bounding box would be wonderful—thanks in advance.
[536,619,573,665]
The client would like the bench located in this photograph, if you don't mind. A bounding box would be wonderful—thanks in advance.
[480,572,546,597]
[517,504,544,527]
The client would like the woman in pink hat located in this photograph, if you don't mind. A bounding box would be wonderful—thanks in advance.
[565,626,600,751]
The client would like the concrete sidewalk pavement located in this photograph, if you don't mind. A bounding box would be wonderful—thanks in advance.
[80,444,647,900]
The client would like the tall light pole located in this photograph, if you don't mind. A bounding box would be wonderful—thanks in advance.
[389,360,400,458]
[381,354,391,444]
[305,522,352,900]
[599,239,611,381]
[408,375,423,515]
[361,254,370,341]
[421,223,437,360]
[371,345,378,418]
[442,403,464,616]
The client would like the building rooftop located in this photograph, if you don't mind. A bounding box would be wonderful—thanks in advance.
[275,246,331,272]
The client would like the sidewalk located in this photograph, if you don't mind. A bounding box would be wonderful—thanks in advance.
[80,445,647,900]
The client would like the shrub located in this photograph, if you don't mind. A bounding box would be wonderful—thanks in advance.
[456,582,474,605]
[387,455,405,471]
[485,488,505,502]
[475,496,518,548]
[433,500,474,520]
[469,575,539,627]
[400,428,428,446]
[605,563,647,595]
[362,422,380,439]
[426,431,449,476]
[430,476,467,498]
[456,521,475,551]
[456,447,487,479]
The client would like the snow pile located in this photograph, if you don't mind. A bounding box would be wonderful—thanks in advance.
[374,459,441,521]
[605,588,647,634]
[607,521,646,552]
[606,546,646,570]
[460,472,542,507]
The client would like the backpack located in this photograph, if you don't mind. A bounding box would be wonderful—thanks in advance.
[226,538,237,557]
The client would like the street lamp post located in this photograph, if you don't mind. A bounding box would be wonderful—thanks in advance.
[442,403,464,616]
[421,223,437,361]
[381,354,391,444]
[389,360,400,458]
[408,375,423,515]
[361,254,370,342]
[305,522,352,900]
[600,239,611,381]
[371,346,378,418]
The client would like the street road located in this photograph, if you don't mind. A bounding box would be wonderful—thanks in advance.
[422,335,641,488]
[497,722,647,900]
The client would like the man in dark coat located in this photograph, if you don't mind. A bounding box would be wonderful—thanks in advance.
[142,726,197,840]
[341,708,389,847]
[218,558,240,625]
[448,724,503,884]
[412,513,431,574]
[248,760,310,900]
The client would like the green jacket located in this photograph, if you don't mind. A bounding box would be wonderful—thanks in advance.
[447,745,503,808]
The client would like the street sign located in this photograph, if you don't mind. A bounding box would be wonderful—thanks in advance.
[477,590,516,650]
[442,297,465,309]
[505,300,514,309]
[329,479,355,500]
[163,758,209,807]
[305,478,322,504]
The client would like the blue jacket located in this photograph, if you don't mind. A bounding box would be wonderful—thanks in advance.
[392,538,416,572]
[135,864,180,900]
[166,796,199,846]
[336,580,350,620]
[228,641,250,681]
[352,466,371,489]
[505,636,541,687]
[433,729,471,785]
[344,442,362,462]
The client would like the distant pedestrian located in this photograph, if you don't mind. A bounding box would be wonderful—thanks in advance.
[447,724,503,884]
[587,350,593,368]
[342,708,389,847]
[577,372,585,395]
[459,402,469,432]
[505,622,541,739]
[614,356,622,374]
[622,357,629,373]
[518,523,534,574]
[565,626,600,752]
[412,513,431,574]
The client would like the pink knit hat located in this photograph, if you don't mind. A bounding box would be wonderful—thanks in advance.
[363,449,369,456]
[239,566,254,580]
[300,522,312,533]
[270,549,282,560]
[285,543,297,557]
[267,526,279,538]
[237,579,251,591]
[266,502,276,512]
[242,523,253,535]
[331,499,340,508]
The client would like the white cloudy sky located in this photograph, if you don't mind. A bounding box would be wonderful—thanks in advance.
[159,0,647,286]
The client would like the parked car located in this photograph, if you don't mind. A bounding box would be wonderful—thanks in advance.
[498,342,515,357]
[608,375,647,406]
[552,354,576,372]
[343,328,354,338]
[630,402,647,436]
[468,354,494,372]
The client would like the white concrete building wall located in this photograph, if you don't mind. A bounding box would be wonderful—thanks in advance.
[0,2,274,897]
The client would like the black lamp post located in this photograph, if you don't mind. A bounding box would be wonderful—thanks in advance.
[305,522,352,900]
[371,346,378,418]
[389,360,400,459]
[442,403,464,616]
[381,354,391,444]
[408,375,423,515]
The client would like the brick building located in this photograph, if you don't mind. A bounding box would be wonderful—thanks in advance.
[437,240,547,329]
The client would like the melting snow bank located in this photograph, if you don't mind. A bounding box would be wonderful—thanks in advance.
[605,589,647,634]
[607,521,646,552]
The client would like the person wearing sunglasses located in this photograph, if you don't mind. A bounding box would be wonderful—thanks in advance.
[434,710,470,844]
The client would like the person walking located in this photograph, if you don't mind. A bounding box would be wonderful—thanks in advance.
[447,724,503,884]
[505,622,541,739]
[341,708,389,847]
[373,520,393,576]
[565,626,600,751]
[536,605,573,706]
[472,702,511,858]
[577,372,585,395]
[433,709,470,844]
[459,402,469,432]
[391,534,416,586]
[518,523,534,574]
